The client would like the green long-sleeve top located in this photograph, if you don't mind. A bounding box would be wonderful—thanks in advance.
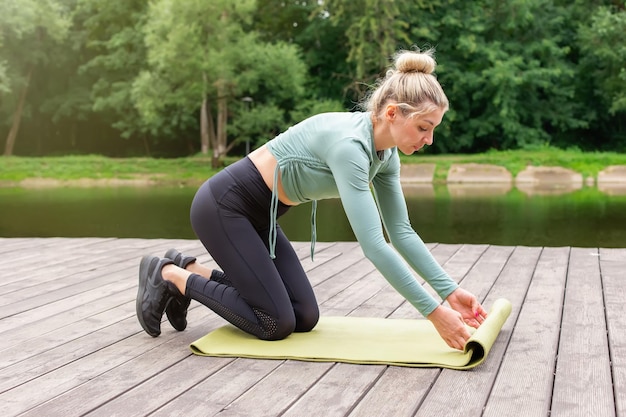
[266,111,458,316]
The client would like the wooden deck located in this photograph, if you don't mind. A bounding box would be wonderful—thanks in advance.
[0,237,624,417]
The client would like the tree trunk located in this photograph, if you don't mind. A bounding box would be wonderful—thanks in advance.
[4,66,34,156]
[216,81,228,160]
[200,97,210,155]
[207,80,228,169]
[205,100,220,168]
[142,134,151,156]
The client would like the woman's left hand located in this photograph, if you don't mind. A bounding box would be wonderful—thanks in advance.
[446,288,488,329]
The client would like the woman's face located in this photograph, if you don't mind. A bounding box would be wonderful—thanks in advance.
[388,106,445,155]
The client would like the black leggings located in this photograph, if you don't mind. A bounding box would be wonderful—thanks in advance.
[188,157,319,340]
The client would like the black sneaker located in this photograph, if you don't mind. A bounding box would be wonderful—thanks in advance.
[136,255,174,337]
[163,249,195,331]
[164,248,196,269]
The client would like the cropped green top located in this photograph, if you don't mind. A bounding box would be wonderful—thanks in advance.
[266,111,458,316]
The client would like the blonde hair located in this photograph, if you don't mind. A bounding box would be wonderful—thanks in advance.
[362,48,449,118]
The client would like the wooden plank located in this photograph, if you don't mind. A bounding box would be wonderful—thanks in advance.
[0,267,139,334]
[203,360,336,417]
[336,245,512,416]
[0,237,99,264]
[551,247,615,417]
[310,246,378,306]
[600,248,626,416]
[347,244,491,416]
[0,303,138,392]
[12,241,334,416]
[0,325,183,415]
[348,366,436,417]
[282,363,387,417]
[320,267,386,316]
[147,358,287,417]
[0,238,115,288]
[0,238,221,337]
[0,239,183,317]
[185,243,382,417]
[132,243,359,417]
[19,315,233,416]
[0,240,211,366]
[306,242,372,287]
[0,238,196,297]
[79,239,351,415]
[415,245,540,417]
[164,243,443,417]
[0,238,621,417]
[483,246,569,416]
[275,243,470,416]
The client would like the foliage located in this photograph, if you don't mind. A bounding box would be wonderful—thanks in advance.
[405,0,588,153]
[578,5,626,115]
[75,0,150,140]
[0,0,72,156]
[132,0,307,164]
[0,0,70,96]
[0,0,625,157]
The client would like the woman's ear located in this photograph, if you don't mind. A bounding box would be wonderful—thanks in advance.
[384,103,398,122]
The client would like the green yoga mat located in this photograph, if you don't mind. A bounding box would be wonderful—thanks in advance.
[190,298,511,370]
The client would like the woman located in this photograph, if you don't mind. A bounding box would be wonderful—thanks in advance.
[136,48,487,350]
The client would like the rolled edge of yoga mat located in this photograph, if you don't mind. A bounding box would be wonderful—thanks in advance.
[460,298,512,369]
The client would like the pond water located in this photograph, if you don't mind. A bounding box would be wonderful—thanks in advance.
[1,184,625,248]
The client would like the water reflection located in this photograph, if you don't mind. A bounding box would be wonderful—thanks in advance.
[598,183,626,196]
[446,183,512,197]
[1,184,625,248]
[515,182,583,196]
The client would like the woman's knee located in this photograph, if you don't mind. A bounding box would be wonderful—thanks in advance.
[264,313,296,341]
[295,303,320,333]
[261,304,319,339]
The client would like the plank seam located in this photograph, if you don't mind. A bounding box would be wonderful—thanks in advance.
[598,250,619,417]
[546,246,572,417]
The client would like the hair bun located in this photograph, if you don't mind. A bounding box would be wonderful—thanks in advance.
[394,50,437,75]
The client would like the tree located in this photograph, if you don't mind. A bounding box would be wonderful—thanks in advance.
[318,0,413,94]
[404,0,586,153]
[579,5,626,115]
[133,0,308,166]
[74,0,152,153]
[252,1,353,110]
[0,0,70,156]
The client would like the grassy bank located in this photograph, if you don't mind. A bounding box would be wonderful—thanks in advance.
[1,147,625,184]
[404,146,626,182]
[0,154,228,185]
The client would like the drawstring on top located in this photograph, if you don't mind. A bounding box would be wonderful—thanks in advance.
[268,164,318,261]
[310,200,317,261]
[269,165,280,259]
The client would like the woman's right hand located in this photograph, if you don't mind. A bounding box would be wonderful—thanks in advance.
[427,305,472,350]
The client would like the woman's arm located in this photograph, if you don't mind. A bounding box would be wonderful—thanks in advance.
[371,159,458,301]
[325,141,442,317]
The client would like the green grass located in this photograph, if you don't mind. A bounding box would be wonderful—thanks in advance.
[1,147,625,184]
[0,154,230,184]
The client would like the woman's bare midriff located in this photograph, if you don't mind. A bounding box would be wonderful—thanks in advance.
[247,145,298,206]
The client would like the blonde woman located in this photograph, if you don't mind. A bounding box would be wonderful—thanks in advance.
[136,48,487,350]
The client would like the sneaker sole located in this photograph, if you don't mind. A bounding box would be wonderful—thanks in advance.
[136,255,160,337]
